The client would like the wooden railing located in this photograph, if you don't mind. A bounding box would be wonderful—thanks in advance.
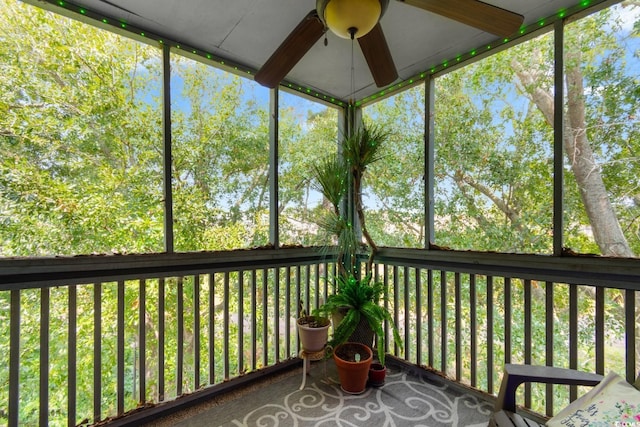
[0,249,335,426]
[375,248,639,416]
[1,247,638,425]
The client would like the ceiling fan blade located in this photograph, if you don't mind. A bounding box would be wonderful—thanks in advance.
[397,0,524,37]
[358,23,398,88]
[255,10,326,89]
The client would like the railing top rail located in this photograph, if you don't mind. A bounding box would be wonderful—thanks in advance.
[3,246,640,291]
[375,247,640,291]
[0,247,338,290]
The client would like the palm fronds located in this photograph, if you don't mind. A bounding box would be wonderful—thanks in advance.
[341,124,389,173]
[311,154,348,213]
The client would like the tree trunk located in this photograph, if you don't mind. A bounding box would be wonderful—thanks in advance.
[564,53,633,257]
[513,54,633,257]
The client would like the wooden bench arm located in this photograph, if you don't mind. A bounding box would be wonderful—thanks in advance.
[495,364,604,413]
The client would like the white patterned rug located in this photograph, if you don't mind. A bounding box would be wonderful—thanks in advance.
[175,362,492,427]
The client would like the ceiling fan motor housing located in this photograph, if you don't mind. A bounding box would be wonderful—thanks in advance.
[316,0,390,39]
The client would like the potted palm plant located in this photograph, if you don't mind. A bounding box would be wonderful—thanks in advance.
[312,125,387,277]
[312,123,403,389]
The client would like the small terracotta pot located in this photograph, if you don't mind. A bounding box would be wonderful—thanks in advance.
[368,362,386,387]
[333,342,373,394]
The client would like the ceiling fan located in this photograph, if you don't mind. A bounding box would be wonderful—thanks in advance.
[254,0,524,90]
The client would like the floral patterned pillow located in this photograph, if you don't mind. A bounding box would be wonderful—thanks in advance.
[546,371,640,427]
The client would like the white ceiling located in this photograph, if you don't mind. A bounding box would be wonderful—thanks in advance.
[44,0,590,102]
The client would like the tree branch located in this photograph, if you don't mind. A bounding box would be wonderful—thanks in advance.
[454,170,523,231]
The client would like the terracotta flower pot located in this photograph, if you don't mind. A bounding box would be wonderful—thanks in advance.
[297,316,330,352]
[368,362,386,387]
[333,342,373,394]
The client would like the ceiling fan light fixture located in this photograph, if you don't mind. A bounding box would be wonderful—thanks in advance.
[324,0,381,39]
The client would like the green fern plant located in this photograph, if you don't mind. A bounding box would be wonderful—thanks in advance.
[316,274,402,365]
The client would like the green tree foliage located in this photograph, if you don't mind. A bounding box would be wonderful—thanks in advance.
[434,36,556,253]
[432,5,640,257]
[169,58,273,251]
[1,0,639,424]
[0,1,165,256]
[278,98,339,246]
[364,87,426,248]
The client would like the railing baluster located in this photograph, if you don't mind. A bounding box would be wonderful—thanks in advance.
[545,281,554,416]
[158,278,165,401]
[274,267,280,363]
[139,279,146,403]
[285,267,291,358]
[487,275,494,394]
[427,269,434,368]
[93,283,102,422]
[331,262,337,295]
[40,287,50,427]
[504,277,511,365]
[208,273,215,385]
[295,266,301,352]
[238,272,244,374]
[251,270,257,371]
[224,272,230,379]
[470,274,477,388]
[314,263,320,310]
[595,286,605,375]
[304,265,310,317]
[404,266,410,361]
[416,268,422,366]
[323,262,329,301]
[117,281,125,415]
[9,290,20,427]
[68,285,77,426]
[569,283,578,402]
[393,265,400,356]
[455,272,461,381]
[383,264,389,354]
[625,289,636,384]
[177,278,184,395]
[262,269,268,368]
[441,270,447,374]
[194,275,201,389]
[294,265,302,354]
[524,279,532,408]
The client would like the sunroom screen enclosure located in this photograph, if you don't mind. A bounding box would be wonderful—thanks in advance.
[1,0,640,425]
